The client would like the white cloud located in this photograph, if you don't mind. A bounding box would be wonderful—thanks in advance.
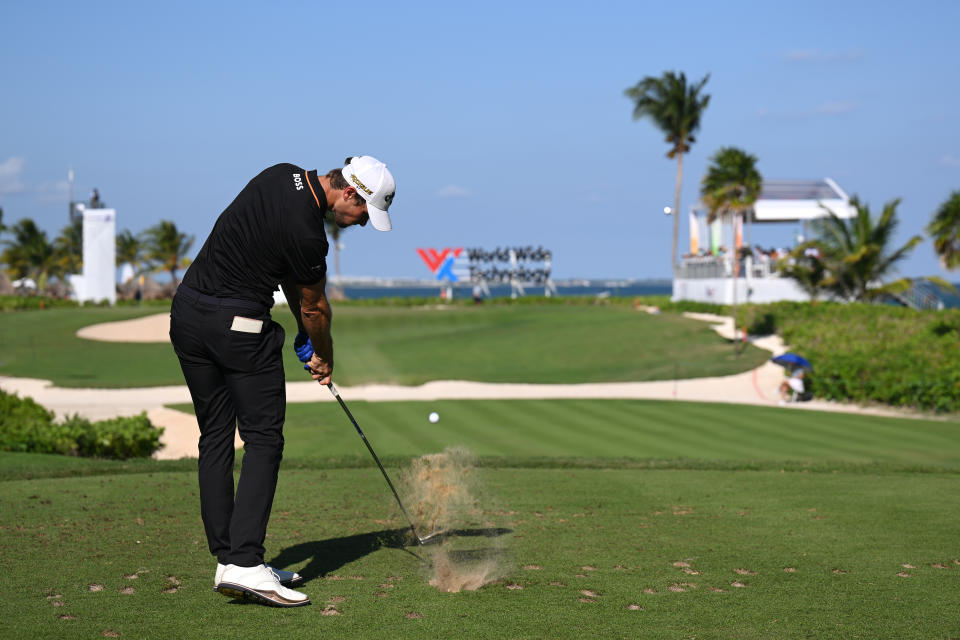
[756,100,859,119]
[436,184,470,198]
[0,156,26,194]
[0,157,69,202]
[784,48,864,63]
[939,154,960,167]
[814,100,859,115]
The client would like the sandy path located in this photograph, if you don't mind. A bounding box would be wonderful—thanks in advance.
[0,311,924,461]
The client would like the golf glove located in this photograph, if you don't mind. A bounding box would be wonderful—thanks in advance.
[293,331,314,371]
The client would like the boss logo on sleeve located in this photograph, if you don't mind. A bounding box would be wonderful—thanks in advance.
[292,173,304,191]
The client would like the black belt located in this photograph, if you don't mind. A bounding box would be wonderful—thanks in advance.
[175,284,268,313]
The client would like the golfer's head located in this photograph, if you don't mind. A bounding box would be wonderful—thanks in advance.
[340,156,395,231]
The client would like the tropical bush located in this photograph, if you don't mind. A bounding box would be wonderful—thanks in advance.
[0,390,163,458]
[738,302,960,412]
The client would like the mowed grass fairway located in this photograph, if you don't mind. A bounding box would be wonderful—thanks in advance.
[3,399,960,639]
[1,458,958,639]
[2,303,959,637]
[0,303,768,387]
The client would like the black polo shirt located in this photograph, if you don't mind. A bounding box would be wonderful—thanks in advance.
[182,163,329,308]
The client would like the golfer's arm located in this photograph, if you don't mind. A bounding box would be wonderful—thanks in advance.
[297,279,333,369]
[280,279,306,333]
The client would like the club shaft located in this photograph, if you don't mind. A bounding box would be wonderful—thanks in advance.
[327,383,423,543]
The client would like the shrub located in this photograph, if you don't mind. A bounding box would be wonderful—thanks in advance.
[0,390,163,458]
[736,302,960,413]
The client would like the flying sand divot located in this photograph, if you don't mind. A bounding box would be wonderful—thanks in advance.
[397,447,508,592]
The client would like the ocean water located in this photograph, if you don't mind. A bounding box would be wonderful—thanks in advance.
[338,282,672,300]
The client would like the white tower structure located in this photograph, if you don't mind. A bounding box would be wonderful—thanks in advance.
[69,207,117,305]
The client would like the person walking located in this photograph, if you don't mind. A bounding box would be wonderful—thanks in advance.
[169,156,396,607]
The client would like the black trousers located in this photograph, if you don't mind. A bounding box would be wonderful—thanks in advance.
[169,286,286,567]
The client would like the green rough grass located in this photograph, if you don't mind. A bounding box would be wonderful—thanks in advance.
[1,465,958,639]
[0,305,766,388]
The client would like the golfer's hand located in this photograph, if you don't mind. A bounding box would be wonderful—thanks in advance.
[306,353,332,385]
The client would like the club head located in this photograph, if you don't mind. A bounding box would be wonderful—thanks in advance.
[416,531,446,546]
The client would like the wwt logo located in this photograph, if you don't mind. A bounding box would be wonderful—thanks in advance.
[416,248,465,282]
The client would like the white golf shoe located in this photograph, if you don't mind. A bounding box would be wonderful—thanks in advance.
[215,564,310,607]
[215,562,302,587]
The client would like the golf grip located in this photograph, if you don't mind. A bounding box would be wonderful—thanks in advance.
[326,383,421,541]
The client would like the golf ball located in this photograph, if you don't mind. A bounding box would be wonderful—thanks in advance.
[429,412,439,423]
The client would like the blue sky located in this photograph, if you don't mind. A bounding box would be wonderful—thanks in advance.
[2,0,958,280]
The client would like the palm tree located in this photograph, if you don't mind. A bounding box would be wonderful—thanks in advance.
[927,190,960,270]
[323,217,345,286]
[700,147,762,224]
[52,217,83,277]
[116,229,147,276]
[812,197,921,301]
[1,218,56,291]
[142,220,194,285]
[700,147,762,352]
[625,71,711,271]
[778,244,828,302]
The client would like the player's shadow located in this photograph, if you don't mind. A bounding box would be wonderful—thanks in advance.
[269,527,512,584]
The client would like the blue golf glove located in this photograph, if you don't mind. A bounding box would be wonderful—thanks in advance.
[293,331,314,371]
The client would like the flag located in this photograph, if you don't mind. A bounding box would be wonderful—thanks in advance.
[710,218,722,256]
[689,211,699,255]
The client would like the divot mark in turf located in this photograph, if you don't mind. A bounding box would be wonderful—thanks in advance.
[46,593,63,600]
[897,572,912,578]
[901,563,916,569]
[578,598,596,603]
[783,567,797,573]
[931,563,949,569]
[682,568,700,575]
[405,612,424,619]
[668,584,686,593]
[832,569,848,575]
[51,600,65,607]
[549,581,565,587]
[88,584,104,592]
[523,565,541,570]
[102,631,120,637]
[575,573,588,578]
[673,561,691,568]
[734,569,757,575]
[627,604,643,611]
[119,586,135,595]
[58,615,77,620]
[731,581,747,588]
[163,576,180,594]
[122,573,138,580]
[580,589,598,598]
[505,584,524,590]
[321,606,341,616]
[710,587,726,593]
[643,588,657,594]
[582,565,597,571]
[328,596,346,603]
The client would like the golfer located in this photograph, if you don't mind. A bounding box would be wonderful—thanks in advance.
[169,156,396,607]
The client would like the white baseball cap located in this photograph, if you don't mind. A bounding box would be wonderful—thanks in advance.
[341,156,395,231]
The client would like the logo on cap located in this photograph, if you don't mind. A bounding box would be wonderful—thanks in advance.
[349,174,373,196]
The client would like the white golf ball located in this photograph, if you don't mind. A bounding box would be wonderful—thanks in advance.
[429,412,439,423]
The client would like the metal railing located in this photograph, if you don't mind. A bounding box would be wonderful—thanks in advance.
[676,256,783,280]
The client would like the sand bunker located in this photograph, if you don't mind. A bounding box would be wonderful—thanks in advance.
[398,447,508,592]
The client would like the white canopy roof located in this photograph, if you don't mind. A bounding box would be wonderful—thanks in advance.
[752,178,856,222]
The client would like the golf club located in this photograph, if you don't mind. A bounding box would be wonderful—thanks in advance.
[326,382,443,546]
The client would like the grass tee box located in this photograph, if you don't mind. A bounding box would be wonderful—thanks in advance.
[1,464,958,639]
[0,305,767,388]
